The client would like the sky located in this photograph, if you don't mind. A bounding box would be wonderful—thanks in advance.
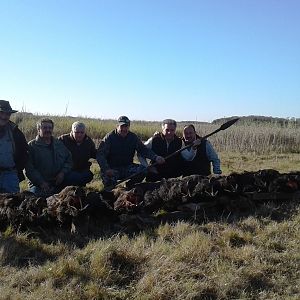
[0,0,299,122]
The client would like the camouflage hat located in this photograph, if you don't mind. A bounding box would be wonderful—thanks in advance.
[117,116,130,126]
[0,100,18,113]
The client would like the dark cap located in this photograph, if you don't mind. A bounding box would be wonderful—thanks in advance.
[117,116,130,126]
[0,100,18,114]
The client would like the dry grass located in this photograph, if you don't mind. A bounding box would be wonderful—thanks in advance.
[1,209,300,299]
[220,152,300,175]
[11,113,300,154]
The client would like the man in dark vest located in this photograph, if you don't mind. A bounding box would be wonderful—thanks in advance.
[140,119,196,182]
[182,124,222,176]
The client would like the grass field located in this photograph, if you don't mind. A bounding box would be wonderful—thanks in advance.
[1,114,300,299]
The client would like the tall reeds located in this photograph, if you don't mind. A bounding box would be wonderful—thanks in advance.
[11,113,300,154]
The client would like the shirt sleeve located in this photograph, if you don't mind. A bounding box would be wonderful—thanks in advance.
[137,137,153,167]
[136,136,157,164]
[143,137,153,148]
[206,141,222,174]
[180,140,197,161]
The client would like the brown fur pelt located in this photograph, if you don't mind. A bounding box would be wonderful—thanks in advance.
[46,186,86,223]
[114,187,144,213]
[142,170,300,213]
[110,181,163,213]
[0,191,46,228]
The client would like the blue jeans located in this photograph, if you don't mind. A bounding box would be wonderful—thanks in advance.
[0,171,20,193]
[63,170,94,186]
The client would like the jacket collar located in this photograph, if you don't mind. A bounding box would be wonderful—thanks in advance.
[35,135,54,146]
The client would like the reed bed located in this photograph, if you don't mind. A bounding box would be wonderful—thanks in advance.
[11,113,300,154]
[196,122,300,154]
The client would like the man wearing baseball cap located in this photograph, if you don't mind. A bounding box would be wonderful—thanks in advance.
[0,100,28,192]
[97,116,165,188]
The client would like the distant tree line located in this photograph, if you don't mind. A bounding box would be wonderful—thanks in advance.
[212,115,300,127]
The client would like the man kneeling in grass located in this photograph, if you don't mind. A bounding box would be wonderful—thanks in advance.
[25,118,72,197]
[59,121,97,186]
[97,116,165,189]
[182,124,222,176]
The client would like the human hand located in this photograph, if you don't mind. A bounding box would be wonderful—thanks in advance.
[155,156,165,164]
[55,171,65,185]
[192,138,202,149]
[153,131,160,137]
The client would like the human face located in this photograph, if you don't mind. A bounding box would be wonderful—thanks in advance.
[183,127,196,143]
[117,124,130,137]
[38,122,53,139]
[0,111,11,127]
[162,124,176,141]
[72,128,86,143]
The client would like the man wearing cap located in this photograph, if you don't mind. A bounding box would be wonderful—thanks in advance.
[25,118,73,197]
[58,121,97,186]
[97,116,165,188]
[0,100,28,193]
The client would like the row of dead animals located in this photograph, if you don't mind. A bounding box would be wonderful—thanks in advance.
[0,169,299,230]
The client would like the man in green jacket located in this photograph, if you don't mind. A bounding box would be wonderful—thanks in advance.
[25,118,72,197]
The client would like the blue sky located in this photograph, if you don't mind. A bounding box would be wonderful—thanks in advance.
[0,0,299,122]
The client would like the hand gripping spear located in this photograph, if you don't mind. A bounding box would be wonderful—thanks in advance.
[103,118,239,191]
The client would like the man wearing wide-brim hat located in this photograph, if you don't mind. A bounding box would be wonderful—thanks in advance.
[0,100,28,193]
